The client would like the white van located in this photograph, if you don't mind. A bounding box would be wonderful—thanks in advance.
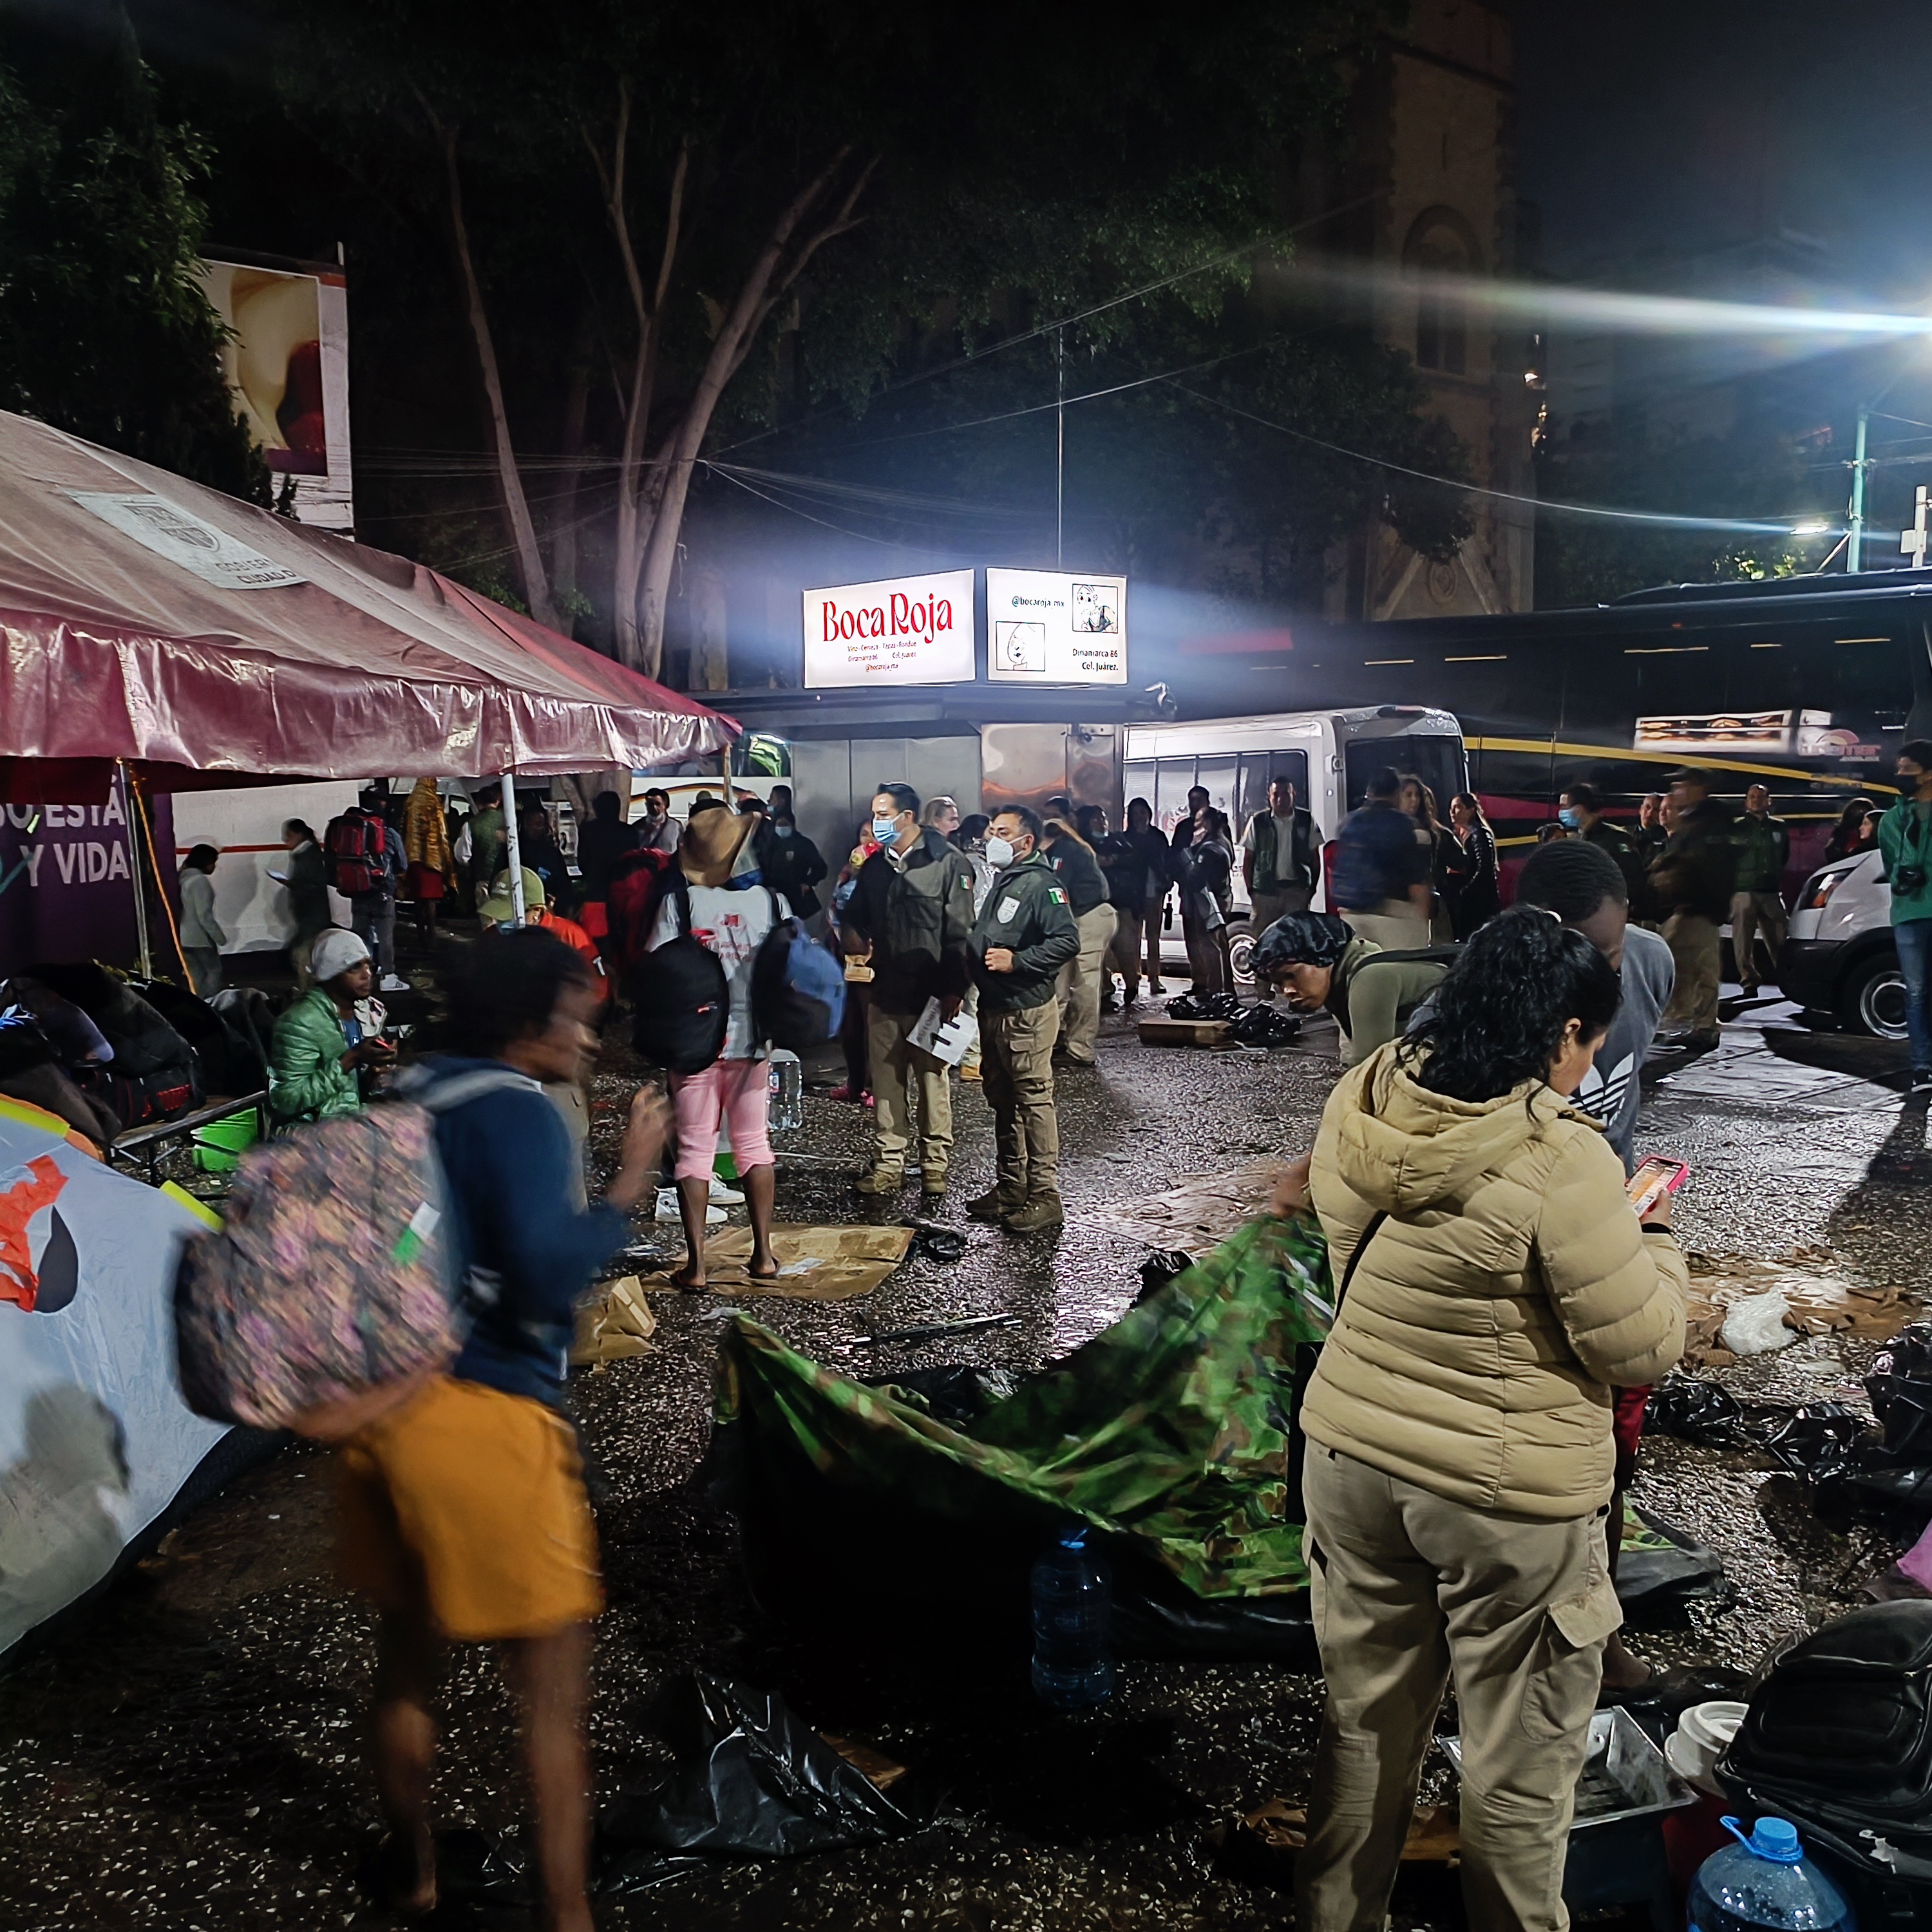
[1123,705,1468,982]
[170,779,362,955]
[1781,848,1906,1037]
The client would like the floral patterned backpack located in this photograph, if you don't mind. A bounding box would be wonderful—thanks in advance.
[172,1068,533,1439]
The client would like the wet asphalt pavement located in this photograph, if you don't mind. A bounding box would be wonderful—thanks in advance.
[3,981,1930,1931]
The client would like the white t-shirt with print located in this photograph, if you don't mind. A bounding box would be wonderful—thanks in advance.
[649,882,790,1060]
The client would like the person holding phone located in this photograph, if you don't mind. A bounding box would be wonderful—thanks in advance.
[269,929,396,1123]
[1285,908,1688,1932]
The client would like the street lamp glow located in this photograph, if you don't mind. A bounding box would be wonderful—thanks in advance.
[1789,520,1830,536]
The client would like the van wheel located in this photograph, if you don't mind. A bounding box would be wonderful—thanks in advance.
[1840,952,1909,1039]
[1227,922,1256,987]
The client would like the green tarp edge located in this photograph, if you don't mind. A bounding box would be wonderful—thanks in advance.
[711,1215,1335,1599]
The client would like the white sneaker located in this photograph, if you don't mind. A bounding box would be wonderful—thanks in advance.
[710,1177,746,1205]
[379,974,410,993]
[655,1186,724,1226]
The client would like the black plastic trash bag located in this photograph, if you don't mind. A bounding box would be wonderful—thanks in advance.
[1869,1326,1932,1460]
[1647,1375,1757,1448]
[1616,1502,1728,1620]
[1231,1005,1302,1049]
[1165,990,1242,1021]
[1135,1249,1194,1305]
[1766,1403,1879,1484]
[600,1674,913,1866]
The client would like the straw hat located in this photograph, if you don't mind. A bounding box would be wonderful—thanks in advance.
[679,804,757,887]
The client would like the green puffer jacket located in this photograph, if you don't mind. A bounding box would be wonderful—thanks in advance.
[269,987,361,1122]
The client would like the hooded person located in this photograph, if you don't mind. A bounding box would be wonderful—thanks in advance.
[402,777,455,936]
[647,804,788,1288]
[1286,908,1688,1932]
[1252,911,1454,1066]
[269,929,395,1122]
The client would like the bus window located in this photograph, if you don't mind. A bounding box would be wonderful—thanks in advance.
[1344,737,1464,815]
[1236,750,1311,829]
[1154,758,1198,837]
[1196,755,1238,830]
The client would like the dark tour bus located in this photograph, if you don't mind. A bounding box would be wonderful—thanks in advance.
[1162,571,1932,887]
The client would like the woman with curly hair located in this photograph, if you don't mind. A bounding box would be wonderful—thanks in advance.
[1284,907,1688,1932]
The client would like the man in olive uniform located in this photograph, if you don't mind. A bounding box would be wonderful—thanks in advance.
[968,806,1081,1235]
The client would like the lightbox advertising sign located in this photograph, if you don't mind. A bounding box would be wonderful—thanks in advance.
[803,570,975,687]
[985,568,1128,685]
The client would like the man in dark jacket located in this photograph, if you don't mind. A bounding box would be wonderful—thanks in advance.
[968,806,1080,1234]
[1652,768,1736,1047]
[1558,782,1646,909]
[1331,768,1430,950]
[1730,782,1790,994]
[757,801,829,922]
[842,782,979,1199]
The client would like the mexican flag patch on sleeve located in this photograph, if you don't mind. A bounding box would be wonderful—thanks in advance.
[1048,887,1067,904]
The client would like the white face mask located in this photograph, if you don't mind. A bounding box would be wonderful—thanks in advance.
[985,835,1017,869]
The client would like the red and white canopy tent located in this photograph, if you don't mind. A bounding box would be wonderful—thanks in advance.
[0,410,734,941]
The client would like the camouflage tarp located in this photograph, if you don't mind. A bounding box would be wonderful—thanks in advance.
[711,1215,1334,1599]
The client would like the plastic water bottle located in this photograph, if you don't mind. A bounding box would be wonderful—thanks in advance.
[1688,1817,1854,1932]
[766,1050,802,1132]
[1030,1526,1115,1709]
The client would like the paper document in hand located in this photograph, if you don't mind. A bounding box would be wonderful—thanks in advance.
[909,998,979,1066]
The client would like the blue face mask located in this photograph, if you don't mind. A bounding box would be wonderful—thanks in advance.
[1558,806,1582,829]
[872,816,900,846]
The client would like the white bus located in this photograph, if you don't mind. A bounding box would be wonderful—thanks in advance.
[1123,705,1467,981]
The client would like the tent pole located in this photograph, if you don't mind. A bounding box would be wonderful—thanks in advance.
[117,762,153,979]
[502,773,526,928]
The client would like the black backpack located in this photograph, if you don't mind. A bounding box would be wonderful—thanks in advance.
[1719,1602,1932,1907]
[627,876,729,1075]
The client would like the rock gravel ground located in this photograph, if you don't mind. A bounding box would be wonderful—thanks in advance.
[3,983,1927,1931]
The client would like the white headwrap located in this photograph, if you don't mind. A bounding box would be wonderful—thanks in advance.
[309,927,371,985]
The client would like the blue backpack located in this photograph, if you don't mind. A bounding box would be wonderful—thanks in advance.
[752,889,846,1052]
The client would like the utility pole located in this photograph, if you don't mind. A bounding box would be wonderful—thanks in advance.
[1055,325,1065,570]
[1848,403,1871,572]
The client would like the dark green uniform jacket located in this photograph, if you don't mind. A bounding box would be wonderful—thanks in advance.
[969,852,1081,1014]
[1324,936,1456,1068]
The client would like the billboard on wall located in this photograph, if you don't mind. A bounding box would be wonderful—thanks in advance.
[198,256,352,533]
[802,570,975,687]
[985,568,1128,685]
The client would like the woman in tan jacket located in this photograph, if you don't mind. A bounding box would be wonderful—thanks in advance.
[1292,907,1688,1932]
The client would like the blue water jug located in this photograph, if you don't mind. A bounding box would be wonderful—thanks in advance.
[1030,1525,1114,1709]
[1688,1816,1855,1932]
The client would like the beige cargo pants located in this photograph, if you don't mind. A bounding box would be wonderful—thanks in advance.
[1662,911,1721,1034]
[1296,1446,1620,1932]
[867,1003,952,1181]
[982,1000,1059,1203]
[1055,902,1119,1064]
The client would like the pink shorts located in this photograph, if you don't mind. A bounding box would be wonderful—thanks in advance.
[668,1057,774,1182]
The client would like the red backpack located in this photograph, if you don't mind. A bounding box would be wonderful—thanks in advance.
[324,811,388,896]
[607,847,675,976]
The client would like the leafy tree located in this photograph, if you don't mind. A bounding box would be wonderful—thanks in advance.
[0,8,256,495]
[270,0,1420,671]
[1534,419,1817,607]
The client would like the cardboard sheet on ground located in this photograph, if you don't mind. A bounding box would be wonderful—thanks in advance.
[1681,1245,1915,1369]
[1092,1159,1283,1251]
[646,1225,913,1302]
[712,1215,1333,1598]
[572,1276,658,1367]
[0,1097,229,1656]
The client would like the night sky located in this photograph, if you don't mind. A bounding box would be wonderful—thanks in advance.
[1514,0,1932,298]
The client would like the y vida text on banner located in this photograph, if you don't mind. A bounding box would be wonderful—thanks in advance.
[0,797,170,975]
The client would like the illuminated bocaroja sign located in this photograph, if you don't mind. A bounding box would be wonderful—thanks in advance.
[803,570,975,687]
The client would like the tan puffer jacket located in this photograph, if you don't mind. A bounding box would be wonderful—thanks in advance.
[1301,1040,1688,1520]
